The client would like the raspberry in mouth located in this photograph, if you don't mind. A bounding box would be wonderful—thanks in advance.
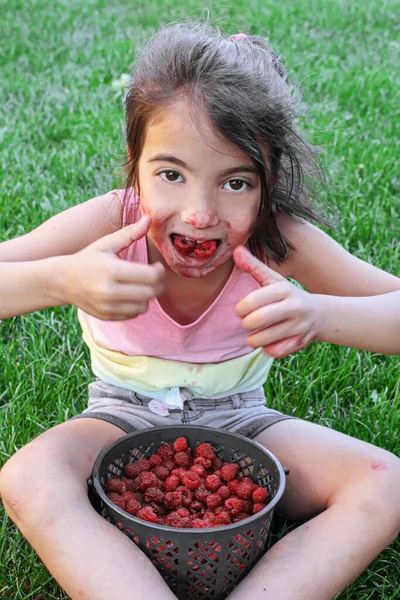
[171,234,219,259]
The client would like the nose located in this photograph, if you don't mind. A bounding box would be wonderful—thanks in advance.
[180,191,220,229]
[182,210,219,229]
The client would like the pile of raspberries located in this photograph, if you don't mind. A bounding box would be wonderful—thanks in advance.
[105,437,269,528]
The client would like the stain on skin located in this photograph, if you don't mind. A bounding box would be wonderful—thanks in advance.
[371,460,387,470]
[187,210,219,228]
[195,366,203,373]
[188,366,194,372]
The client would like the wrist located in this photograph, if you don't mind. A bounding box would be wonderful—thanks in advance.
[313,294,336,343]
[43,255,72,306]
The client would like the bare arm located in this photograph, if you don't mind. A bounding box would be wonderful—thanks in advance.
[0,192,122,318]
[314,291,400,354]
[236,218,400,356]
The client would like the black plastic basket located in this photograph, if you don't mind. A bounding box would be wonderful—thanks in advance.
[90,425,286,600]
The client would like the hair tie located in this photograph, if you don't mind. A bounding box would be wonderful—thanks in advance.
[230,33,247,41]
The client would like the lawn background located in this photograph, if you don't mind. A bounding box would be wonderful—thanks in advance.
[0,0,399,598]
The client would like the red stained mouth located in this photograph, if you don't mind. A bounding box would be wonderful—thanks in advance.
[171,235,219,259]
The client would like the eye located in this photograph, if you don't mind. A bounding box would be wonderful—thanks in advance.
[223,179,250,193]
[159,170,184,183]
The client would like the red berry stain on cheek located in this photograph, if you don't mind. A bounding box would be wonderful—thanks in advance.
[371,460,388,471]
[226,216,253,249]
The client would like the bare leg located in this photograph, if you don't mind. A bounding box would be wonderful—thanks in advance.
[227,419,400,600]
[0,419,177,600]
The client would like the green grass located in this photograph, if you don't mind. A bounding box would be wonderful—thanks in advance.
[0,0,399,597]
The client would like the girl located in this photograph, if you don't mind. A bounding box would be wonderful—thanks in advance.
[0,21,399,600]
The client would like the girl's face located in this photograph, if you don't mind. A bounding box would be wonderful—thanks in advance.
[137,101,261,279]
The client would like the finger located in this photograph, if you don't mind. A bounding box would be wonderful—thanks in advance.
[246,319,306,349]
[98,301,149,321]
[112,283,162,303]
[94,215,151,254]
[112,259,165,286]
[236,282,288,318]
[233,245,284,287]
[262,334,305,358]
[263,331,315,358]
[241,300,291,332]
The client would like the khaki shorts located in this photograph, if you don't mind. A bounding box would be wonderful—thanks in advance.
[72,379,294,439]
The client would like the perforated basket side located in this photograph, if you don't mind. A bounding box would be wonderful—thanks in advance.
[91,425,286,600]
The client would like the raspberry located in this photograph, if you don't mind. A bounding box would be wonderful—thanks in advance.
[121,491,137,503]
[214,512,231,525]
[137,457,150,472]
[144,487,164,504]
[105,477,126,494]
[233,512,250,522]
[149,502,165,515]
[149,454,163,467]
[228,479,240,494]
[206,493,223,509]
[107,492,126,510]
[195,485,211,502]
[157,517,166,525]
[213,470,222,479]
[205,475,222,492]
[137,507,158,523]
[162,459,176,471]
[163,491,183,509]
[157,444,174,459]
[176,507,190,518]
[151,465,169,481]
[122,478,137,492]
[194,457,212,469]
[213,456,223,470]
[195,443,216,461]
[124,463,140,478]
[218,485,230,499]
[138,471,158,491]
[190,500,204,513]
[253,503,266,514]
[192,518,208,528]
[173,437,189,452]
[225,497,244,516]
[252,487,269,504]
[131,478,142,492]
[190,464,206,478]
[236,478,255,499]
[165,512,191,528]
[221,463,240,482]
[174,451,191,467]
[171,467,187,480]
[125,498,141,515]
[176,486,193,506]
[241,499,253,514]
[165,475,180,492]
[203,511,216,525]
[181,472,201,490]
[214,506,230,518]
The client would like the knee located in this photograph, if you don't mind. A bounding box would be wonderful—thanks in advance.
[0,443,83,527]
[333,449,400,535]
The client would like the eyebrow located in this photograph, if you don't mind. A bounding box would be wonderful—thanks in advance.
[147,154,258,177]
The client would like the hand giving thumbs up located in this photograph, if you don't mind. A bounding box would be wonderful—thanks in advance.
[234,245,320,358]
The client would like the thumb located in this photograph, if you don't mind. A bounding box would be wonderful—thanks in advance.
[93,215,151,254]
[233,245,283,287]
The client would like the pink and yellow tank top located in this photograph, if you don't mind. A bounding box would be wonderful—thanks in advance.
[78,190,274,400]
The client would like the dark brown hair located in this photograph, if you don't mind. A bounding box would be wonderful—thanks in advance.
[123,20,329,262]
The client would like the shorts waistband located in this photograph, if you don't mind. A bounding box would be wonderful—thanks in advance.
[133,390,266,411]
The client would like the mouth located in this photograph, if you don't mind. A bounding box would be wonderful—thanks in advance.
[170,234,221,260]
